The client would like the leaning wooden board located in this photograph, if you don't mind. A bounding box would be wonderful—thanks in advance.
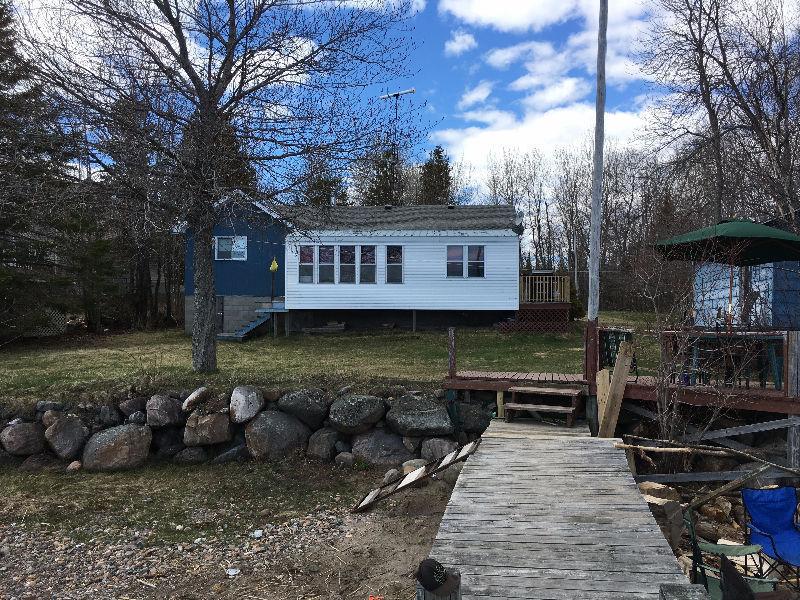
[429,420,686,599]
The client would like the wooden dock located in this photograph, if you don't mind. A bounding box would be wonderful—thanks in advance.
[430,420,686,599]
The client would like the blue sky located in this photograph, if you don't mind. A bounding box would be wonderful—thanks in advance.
[389,0,652,171]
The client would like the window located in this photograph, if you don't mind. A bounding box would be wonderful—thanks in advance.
[340,245,356,283]
[447,245,464,277]
[360,245,376,284]
[468,245,485,278]
[319,245,335,283]
[386,245,403,284]
[215,236,247,261]
[299,245,314,283]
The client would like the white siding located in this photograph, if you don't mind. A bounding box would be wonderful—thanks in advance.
[285,230,519,310]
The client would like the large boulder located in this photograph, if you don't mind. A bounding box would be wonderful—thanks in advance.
[307,427,340,462]
[421,437,458,462]
[82,424,152,471]
[245,411,311,460]
[230,386,265,423]
[118,397,146,417]
[351,429,414,467]
[96,405,123,427]
[277,389,329,429]
[458,403,492,433]
[146,395,183,428]
[184,412,231,446]
[45,415,89,460]
[328,395,385,435]
[385,396,453,437]
[0,422,46,456]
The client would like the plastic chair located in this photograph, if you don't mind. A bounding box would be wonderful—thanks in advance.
[742,487,800,590]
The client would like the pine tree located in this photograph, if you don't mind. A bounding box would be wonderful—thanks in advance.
[0,0,77,339]
[300,155,348,206]
[417,145,452,205]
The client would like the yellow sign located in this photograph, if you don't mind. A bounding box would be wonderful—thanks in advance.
[270,257,279,273]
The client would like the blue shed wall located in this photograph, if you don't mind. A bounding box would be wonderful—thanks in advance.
[771,261,800,329]
[184,215,286,298]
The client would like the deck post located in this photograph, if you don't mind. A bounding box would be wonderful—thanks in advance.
[496,390,505,419]
[448,327,456,379]
[787,331,800,467]
[412,310,417,332]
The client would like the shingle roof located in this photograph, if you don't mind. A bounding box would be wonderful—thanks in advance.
[277,204,520,232]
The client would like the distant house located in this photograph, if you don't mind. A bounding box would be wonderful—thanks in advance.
[694,261,800,329]
[184,204,524,337]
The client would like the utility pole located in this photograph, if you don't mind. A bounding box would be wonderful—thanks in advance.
[379,88,415,205]
[586,0,608,392]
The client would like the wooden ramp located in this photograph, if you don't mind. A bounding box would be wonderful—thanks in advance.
[430,420,686,599]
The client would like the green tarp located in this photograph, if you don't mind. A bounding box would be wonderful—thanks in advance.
[655,219,800,266]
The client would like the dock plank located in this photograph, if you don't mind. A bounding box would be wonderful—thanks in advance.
[430,420,685,599]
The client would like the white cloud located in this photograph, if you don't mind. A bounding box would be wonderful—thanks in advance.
[457,80,493,109]
[522,77,591,111]
[438,0,577,32]
[444,30,477,56]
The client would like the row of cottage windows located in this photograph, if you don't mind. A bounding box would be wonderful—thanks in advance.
[213,237,486,284]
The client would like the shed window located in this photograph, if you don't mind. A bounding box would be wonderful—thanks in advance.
[340,245,356,283]
[468,245,485,278]
[299,245,314,283]
[319,245,335,283]
[447,245,464,277]
[360,245,376,284]
[386,245,403,284]
[215,236,247,261]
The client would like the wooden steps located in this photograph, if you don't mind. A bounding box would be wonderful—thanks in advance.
[503,384,586,427]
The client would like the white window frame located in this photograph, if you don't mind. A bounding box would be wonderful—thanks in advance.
[318,244,336,284]
[214,236,247,261]
[339,245,356,284]
[445,244,486,278]
[446,245,464,278]
[359,244,377,284]
[299,244,315,284]
[386,244,404,284]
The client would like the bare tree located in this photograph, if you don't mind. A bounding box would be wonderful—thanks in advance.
[17,0,414,371]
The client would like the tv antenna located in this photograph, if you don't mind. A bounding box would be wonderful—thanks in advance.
[378,88,415,205]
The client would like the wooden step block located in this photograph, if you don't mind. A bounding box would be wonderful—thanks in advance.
[503,403,575,414]
[508,386,583,397]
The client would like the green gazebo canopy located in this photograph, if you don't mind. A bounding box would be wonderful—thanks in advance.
[655,219,800,266]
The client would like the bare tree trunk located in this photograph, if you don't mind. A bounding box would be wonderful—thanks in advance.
[191,219,217,372]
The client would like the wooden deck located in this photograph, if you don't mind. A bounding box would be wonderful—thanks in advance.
[445,370,800,415]
[430,420,686,599]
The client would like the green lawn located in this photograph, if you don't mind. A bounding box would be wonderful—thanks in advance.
[0,312,657,407]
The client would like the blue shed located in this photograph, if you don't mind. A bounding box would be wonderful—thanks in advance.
[184,209,287,337]
[694,261,800,329]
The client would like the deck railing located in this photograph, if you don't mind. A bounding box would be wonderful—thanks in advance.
[520,275,571,304]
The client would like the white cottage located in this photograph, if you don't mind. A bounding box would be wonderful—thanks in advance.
[282,204,523,330]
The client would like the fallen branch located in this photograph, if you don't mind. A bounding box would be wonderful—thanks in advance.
[614,442,731,456]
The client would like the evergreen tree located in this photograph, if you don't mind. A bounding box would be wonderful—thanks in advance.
[0,0,77,339]
[417,145,452,205]
[299,155,348,206]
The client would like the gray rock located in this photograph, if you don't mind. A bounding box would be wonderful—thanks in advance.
[82,424,152,471]
[386,396,453,437]
[402,436,423,454]
[36,400,64,413]
[334,452,354,468]
[307,427,340,462]
[382,468,400,485]
[182,386,212,413]
[19,453,62,473]
[1,422,46,456]
[146,395,183,428]
[97,405,123,427]
[261,387,283,402]
[66,460,81,472]
[334,440,351,454]
[184,412,231,446]
[41,409,63,428]
[211,444,250,464]
[402,458,428,473]
[127,411,146,425]
[173,447,209,465]
[328,395,385,435]
[45,415,89,460]
[458,403,492,433]
[351,429,414,467]
[245,411,311,460]
[230,386,265,423]
[277,389,329,429]
[118,397,146,417]
[421,437,458,462]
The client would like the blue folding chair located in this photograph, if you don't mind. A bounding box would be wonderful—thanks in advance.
[742,487,800,590]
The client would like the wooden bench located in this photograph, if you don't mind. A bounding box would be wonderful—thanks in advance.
[504,385,585,427]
